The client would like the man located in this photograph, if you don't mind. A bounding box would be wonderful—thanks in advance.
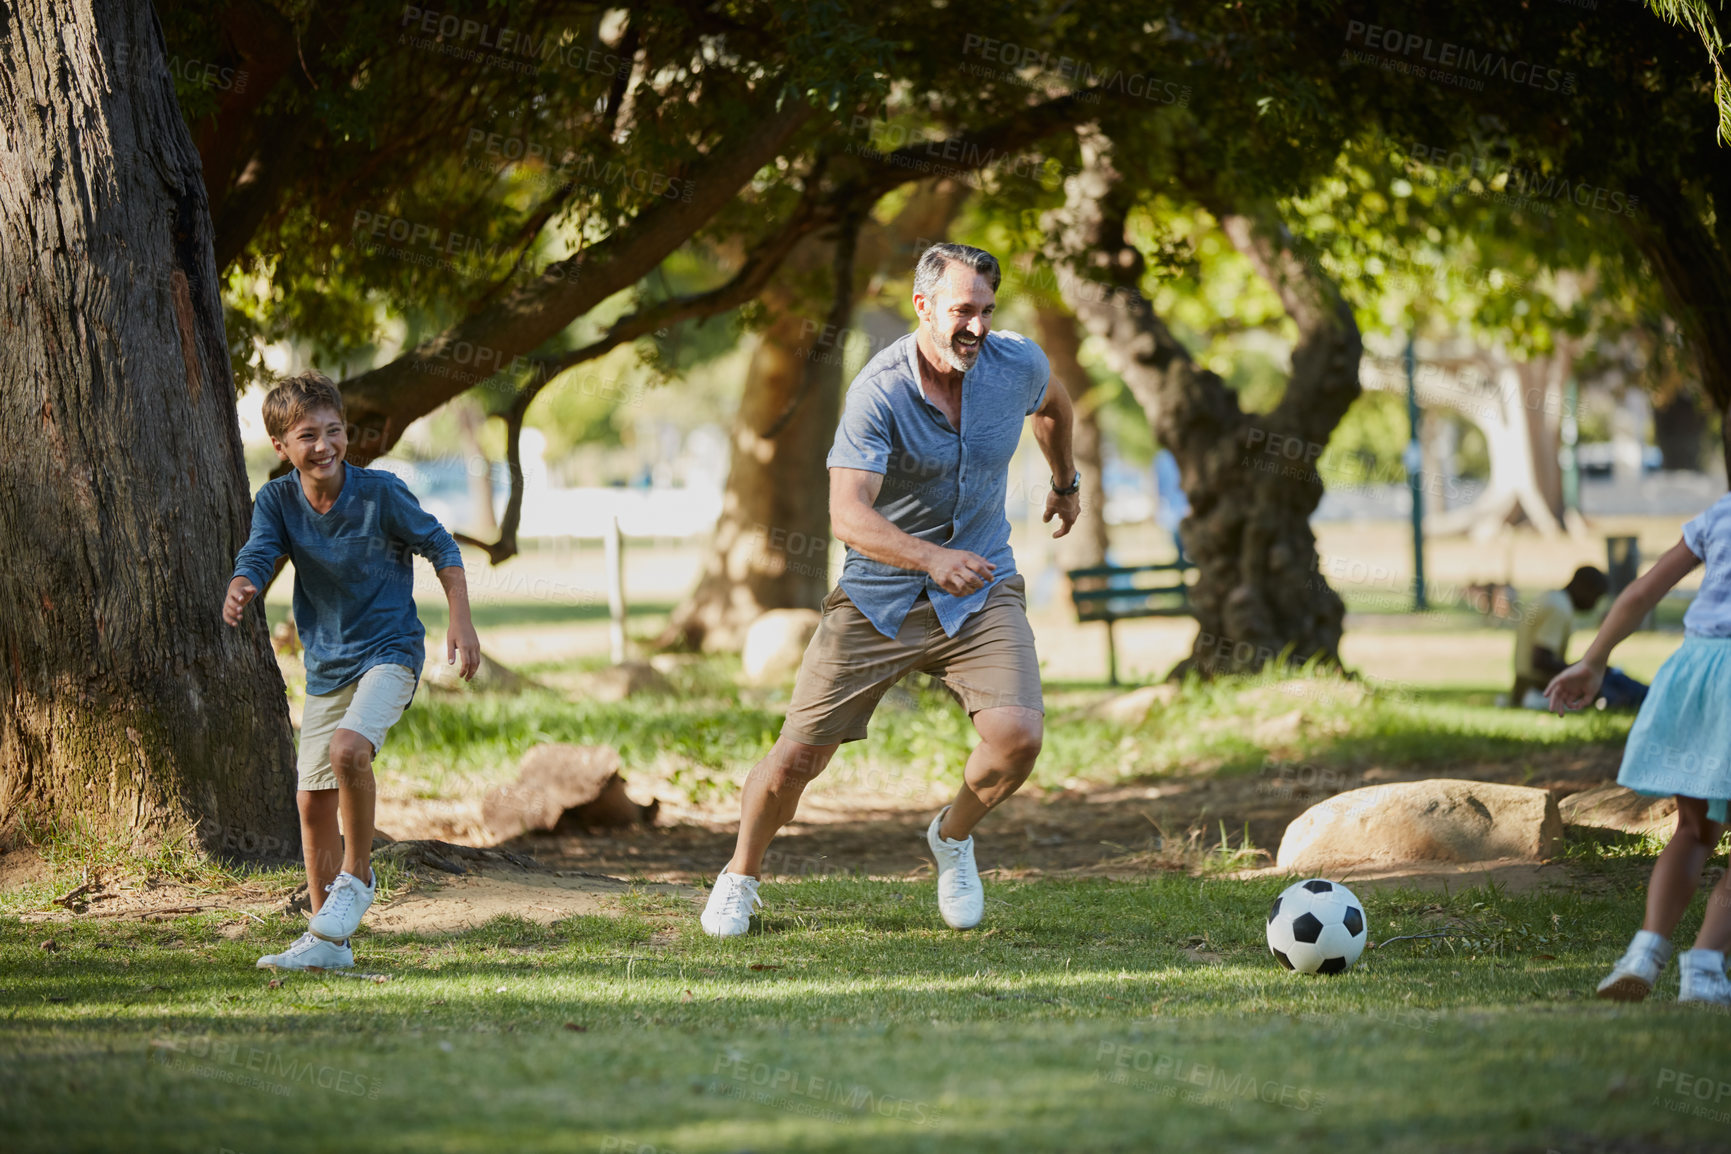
[701,242,1079,938]
[1512,565,1646,709]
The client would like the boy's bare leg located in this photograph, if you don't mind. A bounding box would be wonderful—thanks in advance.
[724,738,839,878]
[329,728,376,881]
[297,789,342,915]
[1642,797,1722,935]
[940,706,1042,840]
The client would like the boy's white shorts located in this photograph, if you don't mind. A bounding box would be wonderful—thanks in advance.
[296,663,418,790]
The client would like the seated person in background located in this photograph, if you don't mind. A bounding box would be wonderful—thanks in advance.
[1512,566,1647,709]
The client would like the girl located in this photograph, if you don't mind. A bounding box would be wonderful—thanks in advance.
[1547,500,1731,1005]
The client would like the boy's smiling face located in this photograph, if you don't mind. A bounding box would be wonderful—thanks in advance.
[272,405,348,483]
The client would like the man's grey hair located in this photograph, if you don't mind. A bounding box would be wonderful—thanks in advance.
[912,243,1002,301]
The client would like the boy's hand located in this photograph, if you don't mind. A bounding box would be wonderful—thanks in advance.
[448,620,481,681]
[1544,661,1604,714]
[223,577,257,626]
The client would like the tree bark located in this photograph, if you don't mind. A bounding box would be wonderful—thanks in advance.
[1623,176,1731,477]
[1047,133,1361,676]
[655,267,847,652]
[1034,304,1109,572]
[1654,385,1707,471]
[0,0,298,859]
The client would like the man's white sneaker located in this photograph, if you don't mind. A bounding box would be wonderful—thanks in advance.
[927,806,983,930]
[1596,937,1672,1002]
[1678,949,1731,1005]
[307,869,376,942]
[256,932,354,971]
[701,871,761,938]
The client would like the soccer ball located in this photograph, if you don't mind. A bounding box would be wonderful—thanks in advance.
[1266,878,1368,974]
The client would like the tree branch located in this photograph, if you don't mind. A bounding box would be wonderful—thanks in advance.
[337,94,816,462]
[1212,203,1362,444]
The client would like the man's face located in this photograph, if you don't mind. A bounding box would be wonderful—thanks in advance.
[272,406,348,482]
[915,265,996,373]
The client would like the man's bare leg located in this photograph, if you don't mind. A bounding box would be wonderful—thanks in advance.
[724,737,840,877]
[939,706,1043,840]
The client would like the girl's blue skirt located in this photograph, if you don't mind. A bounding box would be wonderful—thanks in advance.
[1618,635,1731,823]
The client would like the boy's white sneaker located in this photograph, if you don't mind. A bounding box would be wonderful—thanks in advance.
[927,806,983,930]
[256,932,354,971]
[701,871,761,938]
[307,869,376,942]
[1678,949,1731,1005]
[1596,936,1672,1002]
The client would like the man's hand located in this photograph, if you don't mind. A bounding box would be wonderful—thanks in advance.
[223,577,257,626]
[926,548,996,596]
[1044,490,1080,538]
[447,618,481,681]
[1544,661,1605,714]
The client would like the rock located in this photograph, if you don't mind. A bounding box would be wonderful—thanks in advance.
[1094,683,1180,725]
[582,660,673,703]
[741,609,822,684]
[1275,779,1565,873]
[482,743,659,842]
[1559,783,1676,839]
[423,652,539,695]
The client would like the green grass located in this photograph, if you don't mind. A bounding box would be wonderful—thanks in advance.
[379,659,1636,807]
[7,603,1686,1150]
[4,874,1727,1152]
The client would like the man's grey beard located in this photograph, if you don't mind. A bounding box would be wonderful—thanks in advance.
[929,324,981,373]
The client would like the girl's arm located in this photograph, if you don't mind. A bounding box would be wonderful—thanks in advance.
[1546,537,1700,712]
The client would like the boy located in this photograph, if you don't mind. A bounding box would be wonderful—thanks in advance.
[224,371,479,970]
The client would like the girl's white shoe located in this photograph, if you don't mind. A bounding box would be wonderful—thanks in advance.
[1678,949,1731,1005]
[1595,932,1671,1001]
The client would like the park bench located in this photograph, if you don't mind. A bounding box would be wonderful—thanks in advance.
[1065,560,1197,686]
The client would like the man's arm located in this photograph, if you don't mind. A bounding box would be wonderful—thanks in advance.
[829,467,995,596]
[437,565,480,681]
[1032,376,1079,539]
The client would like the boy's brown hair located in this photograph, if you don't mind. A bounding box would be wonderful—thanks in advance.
[262,371,346,442]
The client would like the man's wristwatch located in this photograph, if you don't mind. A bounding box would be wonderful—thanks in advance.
[1052,470,1081,496]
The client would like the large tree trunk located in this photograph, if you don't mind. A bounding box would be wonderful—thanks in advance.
[1624,177,1731,478]
[657,262,849,651]
[1048,133,1361,675]
[0,0,298,859]
[1364,344,1574,540]
[1034,304,1109,573]
[659,180,967,650]
[1654,385,1707,472]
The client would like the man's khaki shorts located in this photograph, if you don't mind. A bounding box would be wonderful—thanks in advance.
[296,663,417,790]
[780,574,1044,746]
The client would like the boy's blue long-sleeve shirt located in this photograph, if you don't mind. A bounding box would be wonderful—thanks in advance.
[232,465,464,696]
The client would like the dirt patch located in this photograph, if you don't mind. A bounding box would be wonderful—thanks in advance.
[367,870,697,933]
[463,744,1624,884]
[0,844,52,889]
[8,853,689,934]
[15,874,292,924]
